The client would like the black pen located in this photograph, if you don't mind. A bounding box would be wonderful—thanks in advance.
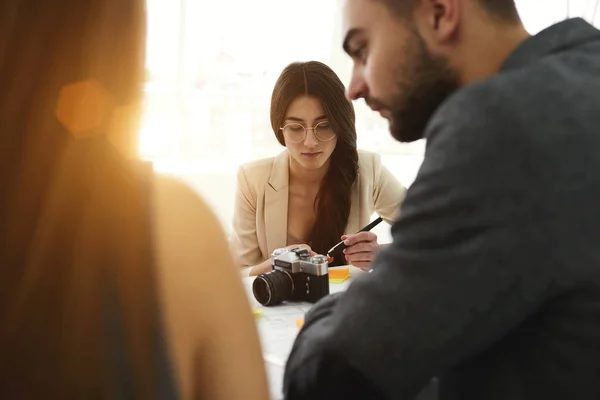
[326,216,384,262]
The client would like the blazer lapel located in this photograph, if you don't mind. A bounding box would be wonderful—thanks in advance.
[265,151,289,254]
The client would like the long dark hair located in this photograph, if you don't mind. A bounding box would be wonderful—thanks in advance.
[270,61,359,257]
[0,0,157,398]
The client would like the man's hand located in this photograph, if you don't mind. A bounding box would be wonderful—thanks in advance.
[341,231,379,270]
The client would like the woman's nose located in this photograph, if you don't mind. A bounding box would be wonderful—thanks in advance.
[303,128,319,147]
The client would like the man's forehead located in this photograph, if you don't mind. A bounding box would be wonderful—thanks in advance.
[341,0,365,30]
[341,0,389,33]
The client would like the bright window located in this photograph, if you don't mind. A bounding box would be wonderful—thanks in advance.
[141,0,600,232]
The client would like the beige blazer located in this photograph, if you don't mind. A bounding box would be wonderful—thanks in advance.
[230,150,406,268]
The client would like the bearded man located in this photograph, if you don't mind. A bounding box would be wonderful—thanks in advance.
[283,1,600,399]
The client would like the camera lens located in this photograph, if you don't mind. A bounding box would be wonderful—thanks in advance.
[252,270,293,306]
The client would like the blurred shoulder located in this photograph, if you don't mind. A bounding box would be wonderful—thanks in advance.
[151,171,239,314]
[152,172,228,253]
[150,172,243,397]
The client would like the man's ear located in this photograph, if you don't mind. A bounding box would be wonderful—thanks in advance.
[419,0,461,42]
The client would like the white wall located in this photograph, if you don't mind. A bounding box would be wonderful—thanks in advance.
[144,0,600,247]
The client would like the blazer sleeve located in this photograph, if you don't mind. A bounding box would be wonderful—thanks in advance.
[372,153,406,224]
[230,165,262,268]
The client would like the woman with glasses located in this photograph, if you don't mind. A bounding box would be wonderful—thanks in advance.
[231,61,406,276]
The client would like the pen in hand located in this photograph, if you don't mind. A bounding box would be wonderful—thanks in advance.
[326,216,383,263]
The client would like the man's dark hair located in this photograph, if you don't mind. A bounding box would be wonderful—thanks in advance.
[379,0,520,23]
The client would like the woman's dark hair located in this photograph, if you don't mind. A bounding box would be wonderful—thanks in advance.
[0,0,157,397]
[270,61,359,257]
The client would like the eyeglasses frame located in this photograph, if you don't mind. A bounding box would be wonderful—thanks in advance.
[279,120,336,143]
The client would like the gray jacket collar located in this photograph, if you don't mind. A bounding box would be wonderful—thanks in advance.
[502,18,600,72]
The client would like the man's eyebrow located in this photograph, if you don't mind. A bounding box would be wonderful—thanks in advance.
[342,28,362,54]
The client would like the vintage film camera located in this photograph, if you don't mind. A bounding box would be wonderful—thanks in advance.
[252,247,330,306]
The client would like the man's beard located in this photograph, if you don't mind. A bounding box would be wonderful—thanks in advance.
[385,30,460,142]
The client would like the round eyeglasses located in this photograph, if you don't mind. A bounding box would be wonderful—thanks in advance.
[280,121,336,143]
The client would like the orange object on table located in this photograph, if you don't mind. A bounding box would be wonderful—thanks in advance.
[296,318,304,329]
[328,267,350,280]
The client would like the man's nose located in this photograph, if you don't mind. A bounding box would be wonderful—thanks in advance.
[346,72,368,101]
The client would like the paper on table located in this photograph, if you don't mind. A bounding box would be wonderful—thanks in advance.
[255,303,310,365]
[264,353,286,367]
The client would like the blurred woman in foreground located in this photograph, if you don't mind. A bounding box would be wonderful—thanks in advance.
[0,0,269,398]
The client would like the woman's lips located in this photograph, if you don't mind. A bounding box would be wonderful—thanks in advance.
[302,152,322,158]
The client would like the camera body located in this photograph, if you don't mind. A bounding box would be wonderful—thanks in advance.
[252,247,330,306]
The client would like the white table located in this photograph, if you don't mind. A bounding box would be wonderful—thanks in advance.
[243,266,368,400]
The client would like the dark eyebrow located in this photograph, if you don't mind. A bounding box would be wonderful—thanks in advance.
[285,115,328,122]
[342,28,362,54]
